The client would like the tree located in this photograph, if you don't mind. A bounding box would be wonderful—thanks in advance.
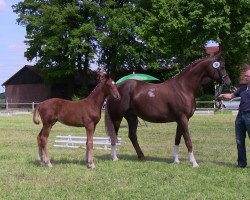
[136,0,250,84]
[13,0,249,88]
[13,0,99,88]
[96,0,146,74]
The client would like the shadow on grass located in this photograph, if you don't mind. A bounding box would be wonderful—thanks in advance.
[96,155,240,168]
[208,160,238,168]
[29,158,85,167]
[29,155,239,169]
[29,154,173,167]
[95,154,173,163]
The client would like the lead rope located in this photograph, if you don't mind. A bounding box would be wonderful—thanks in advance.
[214,84,237,110]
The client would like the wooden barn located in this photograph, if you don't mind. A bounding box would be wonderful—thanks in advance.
[2,65,96,107]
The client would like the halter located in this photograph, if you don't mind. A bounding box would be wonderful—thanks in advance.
[212,61,234,109]
[212,61,229,87]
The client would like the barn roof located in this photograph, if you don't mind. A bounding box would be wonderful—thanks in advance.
[2,65,97,86]
[2,65,44,86]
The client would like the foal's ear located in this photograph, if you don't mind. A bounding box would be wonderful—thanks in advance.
[97,72,106,81]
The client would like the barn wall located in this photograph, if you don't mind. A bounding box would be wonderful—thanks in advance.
[5,84,51,107]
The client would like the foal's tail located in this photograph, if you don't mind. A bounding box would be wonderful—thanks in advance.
[33,104,40,125]
[105,99,117,143]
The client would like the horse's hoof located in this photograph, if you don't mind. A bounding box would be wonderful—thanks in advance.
[112,156,119,161]
[173,158,180,164]
[37,160,45,166]
[47,163,53,168]
[192,163,199,168]
[87,163,96,169]
[138,156,146,161]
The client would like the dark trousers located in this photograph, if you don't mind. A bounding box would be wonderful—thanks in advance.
[235,112,250,167]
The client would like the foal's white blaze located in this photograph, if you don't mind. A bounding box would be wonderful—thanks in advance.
[111,145,119,161]
[173,145,180,164]
[189,151,199,168]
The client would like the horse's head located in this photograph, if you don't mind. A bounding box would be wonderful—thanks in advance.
[97,71,106,81]
[97,72,120,100]
[106,78,121,100]
[206,52,231,87]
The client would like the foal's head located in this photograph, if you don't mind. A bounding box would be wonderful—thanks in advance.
[98,72,120,100]
[105,78,121,100]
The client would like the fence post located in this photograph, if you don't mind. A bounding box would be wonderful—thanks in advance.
[32,102,35,112]
[6,101,8,111]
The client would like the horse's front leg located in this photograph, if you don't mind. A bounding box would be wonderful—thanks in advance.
[85,123,95,169]
[177,116,199,168]
[173,124,182,164]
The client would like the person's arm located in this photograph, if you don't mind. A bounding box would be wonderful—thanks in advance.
[217,93,235,100]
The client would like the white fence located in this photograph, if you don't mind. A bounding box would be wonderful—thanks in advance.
[54,135,124,150]
[0,100,240,113]
[0,102,38,111]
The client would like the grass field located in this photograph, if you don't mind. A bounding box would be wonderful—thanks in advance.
[0,112,249,200]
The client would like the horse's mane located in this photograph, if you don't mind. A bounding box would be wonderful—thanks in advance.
[87,77,107,98]
[180,56,208,73]
[174,54,220,78]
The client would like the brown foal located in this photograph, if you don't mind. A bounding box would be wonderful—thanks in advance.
[33,73,120,169]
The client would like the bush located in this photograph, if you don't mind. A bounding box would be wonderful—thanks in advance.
[72,95,80,101]
[196,94,215,108]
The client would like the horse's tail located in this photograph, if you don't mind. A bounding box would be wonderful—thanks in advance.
[105,98,117,143]
[33,104,40,125]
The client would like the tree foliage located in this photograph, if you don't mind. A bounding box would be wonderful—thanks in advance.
[13,0,99,84]
[137,0,250,82]
[13,0,250,85]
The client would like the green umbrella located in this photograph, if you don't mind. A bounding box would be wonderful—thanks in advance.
[116,73,159,84]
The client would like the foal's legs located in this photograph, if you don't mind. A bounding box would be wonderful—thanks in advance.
[176,116,199,167]
[125,114,145,160]
[37,137,43,164]
[37,125,53,167]
[85,123,96,169]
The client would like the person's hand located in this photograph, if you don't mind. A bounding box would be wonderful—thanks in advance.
[216,94,224,100]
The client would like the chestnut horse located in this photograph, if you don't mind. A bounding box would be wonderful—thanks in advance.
[105,52,231,167]
[33,73,120,169]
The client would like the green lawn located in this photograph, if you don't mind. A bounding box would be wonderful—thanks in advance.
[0,113,249,200]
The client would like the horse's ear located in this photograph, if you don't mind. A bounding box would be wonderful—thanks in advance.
[108,74,116,80]
[214,49,224,59]
[97,71,106,81]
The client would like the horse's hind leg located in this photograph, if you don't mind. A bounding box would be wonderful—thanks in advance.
[85,123,95,169]
[37,125,53,167]
[37,128,45,165]
[125,114,145,160]
[37,138,43,165]
[108,116,122,161]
